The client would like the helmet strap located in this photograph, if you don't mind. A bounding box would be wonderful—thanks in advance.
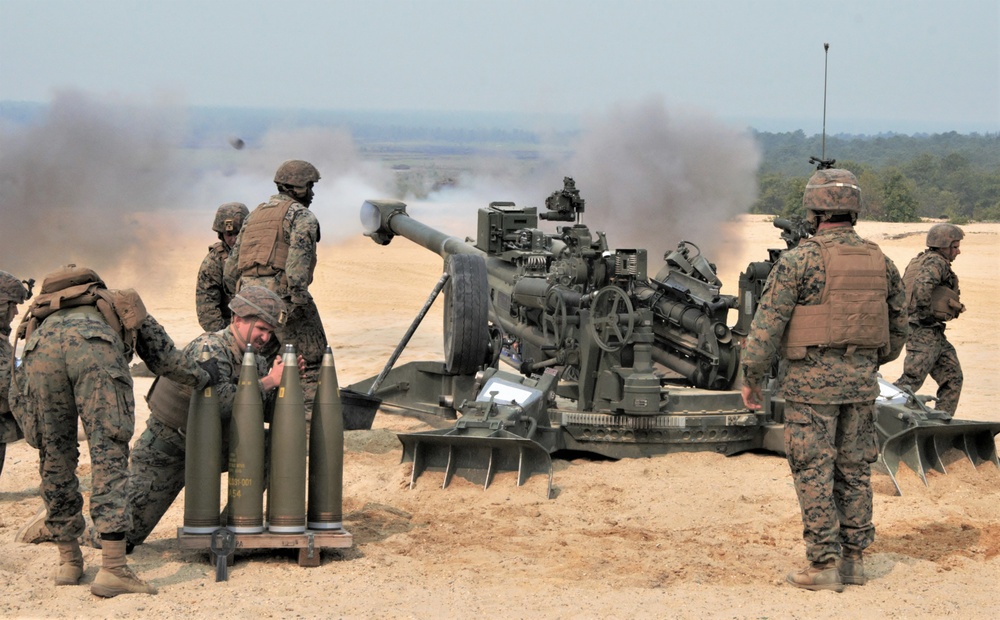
[231,316,260,352]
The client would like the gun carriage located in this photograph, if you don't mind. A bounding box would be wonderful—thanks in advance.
[350,178,999,496]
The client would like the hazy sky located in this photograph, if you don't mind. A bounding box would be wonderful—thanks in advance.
[1,0,997,134]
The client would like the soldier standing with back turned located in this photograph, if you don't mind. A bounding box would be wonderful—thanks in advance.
[196,202,249,332]
[741,169,908,592]
[224,160,328,415]
[893,223,965,416]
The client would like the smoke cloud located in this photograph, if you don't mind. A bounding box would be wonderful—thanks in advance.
[0,91,192,283]
[1,91,758,292]
[413,96,761,267]
[0,90,394,288]
[565,98,760,261]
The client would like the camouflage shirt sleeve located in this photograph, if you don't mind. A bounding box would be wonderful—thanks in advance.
[135,314,210,388]
[187,330,240,419]
[0,338,11,415]
[196,244,228,333]
[223,221,247,294]
[741,249,803,389]
[0,337,21,441]
[880,254,909,364]
[192,329,279,420]
[285,206,319,308]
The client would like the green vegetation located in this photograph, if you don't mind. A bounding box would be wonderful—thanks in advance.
[752,131,1000,221]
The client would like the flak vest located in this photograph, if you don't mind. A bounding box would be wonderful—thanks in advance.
[236,198,295,278]
[782,235,890,358]
[901,250,962,324]
[15,265,147,357]
[146,333,245,430]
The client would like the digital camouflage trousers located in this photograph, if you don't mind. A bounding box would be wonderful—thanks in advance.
[784,400,879,564]
[895,324,962,416]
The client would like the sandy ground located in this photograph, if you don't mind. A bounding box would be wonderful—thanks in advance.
[1,214,998,619]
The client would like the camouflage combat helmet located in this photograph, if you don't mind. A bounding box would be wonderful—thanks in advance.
[212,202,249,234]
[274,160,321,188]
[802,168,862,214]
[229,286,286,327]
[0,270,29,304]
[926,223,965,249]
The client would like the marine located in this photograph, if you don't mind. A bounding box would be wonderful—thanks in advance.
[741,169,908,591]
[126,286,293,548]
[893,223,965,415]
[9,265,217,597]
[196,202,249,332]
[224,160,328,416]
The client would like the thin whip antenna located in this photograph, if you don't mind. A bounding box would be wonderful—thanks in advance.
[822,42,829,161]
[808,43,835,170]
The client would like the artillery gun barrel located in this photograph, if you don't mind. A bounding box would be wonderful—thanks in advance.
[362,200,483,258]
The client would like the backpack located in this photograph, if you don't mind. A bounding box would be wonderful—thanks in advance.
[15,264,147,345]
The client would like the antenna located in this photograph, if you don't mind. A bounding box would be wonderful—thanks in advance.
[808,42,835,170]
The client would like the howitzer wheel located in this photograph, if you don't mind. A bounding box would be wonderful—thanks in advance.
[443,254,490,374]
[542,289,568,345]
[589,286,634,352]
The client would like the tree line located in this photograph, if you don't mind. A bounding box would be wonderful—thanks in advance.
[752,130,1000,222]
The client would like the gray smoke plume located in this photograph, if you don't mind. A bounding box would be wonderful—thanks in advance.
[416,97,760,268]
[0,90,193,284]
[1,91,757,292]
[0,91,394,288]
[561,97,760,260]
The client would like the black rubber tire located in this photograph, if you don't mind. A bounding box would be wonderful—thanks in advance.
[443,254,490,374]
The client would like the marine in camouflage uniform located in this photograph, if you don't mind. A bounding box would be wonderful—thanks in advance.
[224,160,328,416]
[126,286,288,548]
[894,224,965,416]
[196,202,249,332]
[10,265,214,597]
[0,270,31,478]
[741,169,908,592]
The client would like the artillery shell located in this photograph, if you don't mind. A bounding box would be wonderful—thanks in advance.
[307,347,344,530]
[267,344,307,534]
[227,344,266,534]
[184,345,223,534]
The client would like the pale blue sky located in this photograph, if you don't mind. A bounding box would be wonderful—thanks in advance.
[1,0,997,134]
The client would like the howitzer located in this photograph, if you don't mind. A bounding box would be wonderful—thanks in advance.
[354,178,777,493]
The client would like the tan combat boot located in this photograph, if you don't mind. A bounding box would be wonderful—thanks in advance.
[15,507,53,544]
[90,539,158,598]
[786,560,844,592]
[55,541,84,586]
[839,549,866,585]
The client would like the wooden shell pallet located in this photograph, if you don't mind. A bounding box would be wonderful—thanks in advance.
[177,527,353,567]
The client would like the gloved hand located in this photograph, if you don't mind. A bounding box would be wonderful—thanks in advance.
[198,358,222,385]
